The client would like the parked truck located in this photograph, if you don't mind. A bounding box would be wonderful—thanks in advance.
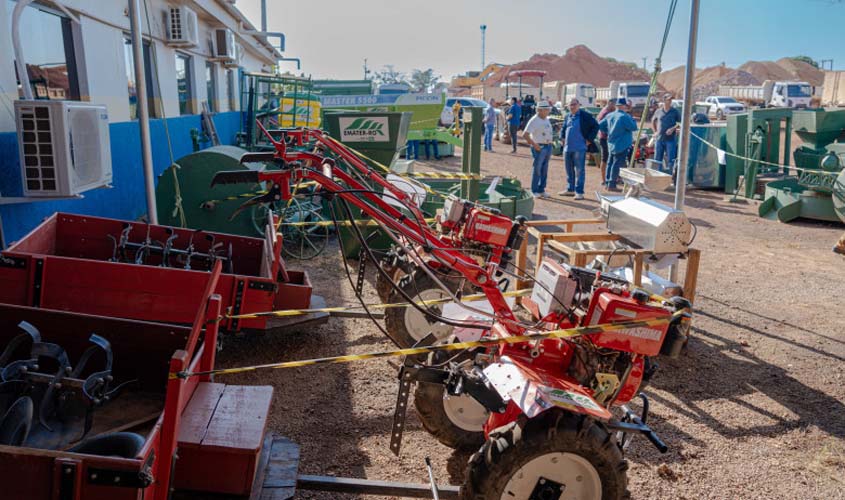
[469,85,540,103]
[718,80,813,108]
[822,71,845,106]
[595,81,651,108]
[542,81,596,107]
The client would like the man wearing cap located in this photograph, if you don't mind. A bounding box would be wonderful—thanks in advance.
[598,98,639,191]
[522,101,554,197]
[506,97,522,153]
[652,93,682,173]
[558,98,599,200]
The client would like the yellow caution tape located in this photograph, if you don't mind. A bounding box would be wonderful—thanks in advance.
[279,217,436,228]
[406,172,483,180]
[174,313,680,379]
[227,288,532,320]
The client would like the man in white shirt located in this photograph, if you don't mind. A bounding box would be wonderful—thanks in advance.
[522,101,553,198]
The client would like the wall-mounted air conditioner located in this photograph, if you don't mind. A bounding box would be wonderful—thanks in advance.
[165,6,198,47]
[213,28,236,61]
[15,101,112,197]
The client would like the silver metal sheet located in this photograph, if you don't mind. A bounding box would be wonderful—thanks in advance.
[606,197,692,253]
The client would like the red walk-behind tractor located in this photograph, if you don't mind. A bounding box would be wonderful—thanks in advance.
[211,122,693,499]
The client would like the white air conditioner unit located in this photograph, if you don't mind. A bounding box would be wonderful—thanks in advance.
[212,28,236,61]
[165,6,198,47]
[15,100,112,197]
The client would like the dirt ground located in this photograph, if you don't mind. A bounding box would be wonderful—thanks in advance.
[219,141,845,500]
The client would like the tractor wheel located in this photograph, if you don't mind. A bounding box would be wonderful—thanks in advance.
[413,350,487,450]
[384,272,459,348]
[462,411,629,500]
[375,262,406,304]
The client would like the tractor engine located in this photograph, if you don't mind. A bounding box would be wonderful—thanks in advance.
[567,340,637,405]
[438,195,526,272]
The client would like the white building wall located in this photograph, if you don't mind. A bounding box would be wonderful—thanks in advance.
[0,0,277,132]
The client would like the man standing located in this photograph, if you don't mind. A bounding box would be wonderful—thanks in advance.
[483,98,497,152]
[522,101,553,197]
[598,98,639,191]
[652,93,681,174]
[507,96,521,153]
[558,98,598,200]
[596,99,616,186]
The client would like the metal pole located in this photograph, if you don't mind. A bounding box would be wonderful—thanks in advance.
[480,25,486,70]
[260,0,267,32]
[674,0,700,211]
[671,0,699,282]
[129,0,158,224]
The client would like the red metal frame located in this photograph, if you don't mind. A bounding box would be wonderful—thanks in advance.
[0,213,313,333]
[0,263,223,500]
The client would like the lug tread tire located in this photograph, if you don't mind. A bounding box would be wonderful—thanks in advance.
[461,411,629,500]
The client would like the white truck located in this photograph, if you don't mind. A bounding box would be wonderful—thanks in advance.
[718,80,813,108]
[543,81,596,107]
[595,81,651,108]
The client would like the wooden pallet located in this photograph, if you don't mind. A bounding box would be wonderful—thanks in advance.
[515,218,700,303]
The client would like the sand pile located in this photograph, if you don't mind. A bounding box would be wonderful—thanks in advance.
[483,45,651,88]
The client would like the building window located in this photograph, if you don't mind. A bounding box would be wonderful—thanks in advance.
[175,53,193,115]
[124,37,159,119]
[205,62,217,112]
[226,69,236,111]
[12,2,80,100]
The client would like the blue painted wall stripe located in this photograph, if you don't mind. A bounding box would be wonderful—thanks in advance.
[0,111,242,244]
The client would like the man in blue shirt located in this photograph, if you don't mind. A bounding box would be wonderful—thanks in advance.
[651,93,682,174]
[558,98,599,200]
[598,98,639,191]
[507,97,521,153]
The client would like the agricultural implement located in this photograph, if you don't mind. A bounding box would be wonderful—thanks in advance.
[0,212,322,334]
[0,264,460,499]
[208,121,693,498]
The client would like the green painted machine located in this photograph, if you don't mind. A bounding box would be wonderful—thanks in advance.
[725,108,794,199]
[758,108,845,223]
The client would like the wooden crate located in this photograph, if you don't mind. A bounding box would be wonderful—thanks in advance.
[515,218,700,303]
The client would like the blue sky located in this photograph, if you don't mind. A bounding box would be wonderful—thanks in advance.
[238,0,844,80]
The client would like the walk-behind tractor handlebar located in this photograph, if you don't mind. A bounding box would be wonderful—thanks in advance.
[212,122,686,499]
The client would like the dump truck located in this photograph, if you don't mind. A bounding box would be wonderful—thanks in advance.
[595,81,651,107]
[719,80,813,108]
[543,81,596,107]
[822,71,845,106]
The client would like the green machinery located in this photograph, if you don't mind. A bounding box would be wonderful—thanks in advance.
[725,108,794,199]
[759,109,845,223]
[724,107,845,223]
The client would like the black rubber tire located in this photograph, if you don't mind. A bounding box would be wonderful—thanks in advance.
[384,271,461,348]
[414,366,487,451]
[462,411,629,500]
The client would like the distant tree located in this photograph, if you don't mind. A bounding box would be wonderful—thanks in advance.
[604,57,640,72]
[373,65,408,86]
[410,68,440,92]
[789,56,819,68]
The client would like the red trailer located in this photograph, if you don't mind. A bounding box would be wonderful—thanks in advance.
[0,212,323,333]
[0,263,270,499]
[0,263,459,499]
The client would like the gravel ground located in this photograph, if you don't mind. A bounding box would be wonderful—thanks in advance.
[218,141,845,500]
